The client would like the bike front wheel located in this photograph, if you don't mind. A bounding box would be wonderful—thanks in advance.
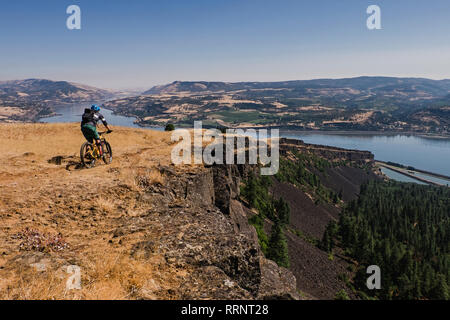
[102,141,113,164]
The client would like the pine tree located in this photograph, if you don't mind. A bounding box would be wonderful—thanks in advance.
[243,172,258,208]
[274,197,290,225]
[267,220,290,268]
[432,274,449,300]
[330,180,450,300]
[320,229,332,253]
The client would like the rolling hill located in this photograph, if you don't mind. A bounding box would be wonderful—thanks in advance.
[0,79,114,122]
[106,77,450,135]
[0,79,112,104]
[144,77,450,106]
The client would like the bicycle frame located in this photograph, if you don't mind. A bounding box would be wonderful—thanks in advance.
[80,130,112,168]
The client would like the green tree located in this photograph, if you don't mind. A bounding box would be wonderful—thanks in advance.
[165,123,175,131]
[267,220,290,268]
[328,180,450,300]
[242,172,258,208]
[432,274,449,300]
[274,197,290,225]
[335,289,350,300]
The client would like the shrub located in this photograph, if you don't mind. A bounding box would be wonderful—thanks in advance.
[248,215,269,255]
[216,126,227,134]
[12,228,69,252]
[164,123,175,131]
[335,289,350,300]
[267,220,290,268]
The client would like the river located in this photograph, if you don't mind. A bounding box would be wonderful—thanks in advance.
[39,104,151,128]
[40,104,450,182]
[279,131,450,178]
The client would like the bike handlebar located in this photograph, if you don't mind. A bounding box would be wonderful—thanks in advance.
[98,130,112,135]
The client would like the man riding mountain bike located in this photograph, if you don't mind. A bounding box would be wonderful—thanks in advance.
[81,105,112,156]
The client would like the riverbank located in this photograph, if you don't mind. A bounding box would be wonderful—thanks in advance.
[278,129,450,140]
[134,120,450,139]
[376,161,450,187]
[377,160,450,181]
[29,101,450,140]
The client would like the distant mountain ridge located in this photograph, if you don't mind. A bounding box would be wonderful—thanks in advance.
[0,79,113,104]
[144,77,450,100]
[103,76,450,136]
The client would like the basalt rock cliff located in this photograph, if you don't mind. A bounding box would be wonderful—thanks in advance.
[149,163,299,299]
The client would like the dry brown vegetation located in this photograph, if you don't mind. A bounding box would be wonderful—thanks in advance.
[1,252,172,300]
[0,107,26,119]
[0,123,192,300]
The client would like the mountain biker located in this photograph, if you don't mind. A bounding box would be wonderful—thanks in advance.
[81,105,112,156]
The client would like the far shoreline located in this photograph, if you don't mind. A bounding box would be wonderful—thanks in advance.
[32,104,450,140]
[27,101,450,140]
[36,113,450,140]
[277,129,450,140]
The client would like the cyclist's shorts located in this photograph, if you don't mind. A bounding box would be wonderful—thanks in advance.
[81,124,100,142]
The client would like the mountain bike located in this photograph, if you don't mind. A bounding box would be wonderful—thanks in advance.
[80,131,113,168]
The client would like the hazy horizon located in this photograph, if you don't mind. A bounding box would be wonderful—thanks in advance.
[1,0,450,89]
[4,75,450,92]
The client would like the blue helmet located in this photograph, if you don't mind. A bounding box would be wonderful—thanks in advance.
[91,104,100,112]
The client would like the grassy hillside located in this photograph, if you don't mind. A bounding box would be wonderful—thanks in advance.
[0,123,300,300]
[0,123,184,299]
[0,79,111,104]
[0,79,113,122]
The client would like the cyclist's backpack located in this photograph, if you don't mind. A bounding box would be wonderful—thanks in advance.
[81,108,94,126]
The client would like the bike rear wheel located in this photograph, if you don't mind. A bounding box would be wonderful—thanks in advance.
[102,141,113,164]
[80,142,96,168]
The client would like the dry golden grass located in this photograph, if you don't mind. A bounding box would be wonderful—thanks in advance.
[116,167,166,201]
[0,252,176,300]
[0,122,171,159]
[0,123,249,300]
[147,168,165,185]
[0,123,186,300]
[0,122,174,185]
[95,197,116,213]
[1,266,67,300]
[135,168,166,187]
[78,253,159,300]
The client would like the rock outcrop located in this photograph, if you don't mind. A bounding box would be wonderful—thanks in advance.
[146,163,299,299]
[279,138,374,164]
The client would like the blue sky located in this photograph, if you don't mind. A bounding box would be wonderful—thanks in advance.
[1,0,450,89]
